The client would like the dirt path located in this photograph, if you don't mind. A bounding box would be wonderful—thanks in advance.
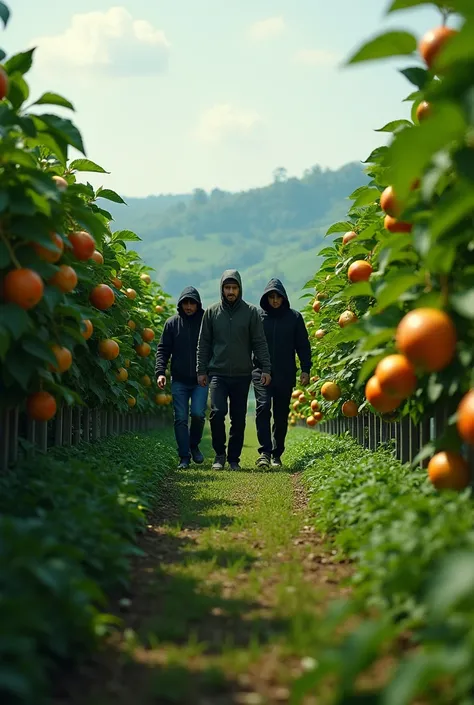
[55,428,352,705]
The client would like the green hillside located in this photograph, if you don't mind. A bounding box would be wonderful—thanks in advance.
[108,163,367,309]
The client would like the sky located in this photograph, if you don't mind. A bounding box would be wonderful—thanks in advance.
[4,0,444,198]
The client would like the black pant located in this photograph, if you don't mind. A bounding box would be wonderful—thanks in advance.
[209,375,251,463]
[253,372,292,458]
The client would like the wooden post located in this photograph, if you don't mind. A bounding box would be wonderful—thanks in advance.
[83,408,91,443]
[0,408,10,472]
[54,406,63,447]
[37,421,48,453]
[62,406,72,446]
[409,420,420,465]
[91,409,99,441]
[73,407,81,445]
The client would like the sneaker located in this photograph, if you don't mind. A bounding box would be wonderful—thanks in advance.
[212,454,226,470]
[191,447,204,464]
[229,461,241,471]
[256,453,271,469]
[177,458,190,469]
[271,457,282,468]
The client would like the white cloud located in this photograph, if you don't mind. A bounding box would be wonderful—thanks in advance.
[247,16,286,42]
[195,104,263,144]
[293,49,338,67]
[33,6,170,76]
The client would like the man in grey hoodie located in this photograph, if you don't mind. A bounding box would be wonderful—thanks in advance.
[197,270,271,470]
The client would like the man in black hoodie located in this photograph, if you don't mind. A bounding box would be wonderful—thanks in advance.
[197,270,271,471]
[253,278,312,468]
[155,287,208,469]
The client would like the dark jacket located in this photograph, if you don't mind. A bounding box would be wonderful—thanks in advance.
[155,286,204,385]
[196,269,271,377]
[253,278,312,387]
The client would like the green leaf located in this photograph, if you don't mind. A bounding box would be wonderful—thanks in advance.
[357,353,386,385]
[95,188,126,205]
[4,49,35,76]
[432,19,474,71]
[0,239,10,267]
[0,325,10,360]
[326,221,354,235]
[0,1,10,27]
[7,74,29,110]
[0,304,31,339]
[453,147,474,183]
[111,230,142,242]
[21,337,57,366]
[399,66,428,89]
[5,349,36,390]
[375,274,421,309]
[451,288,474,320]
[35,114,85,154]
[363,146,389,164]
[347,31,417,65]
[69,158,109,173]
[375,119,412,133]
[32,92,75,110]
[351,188,380,209]
[430,180,474,241]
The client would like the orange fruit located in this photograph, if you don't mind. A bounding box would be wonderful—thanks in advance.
[395,308,456,373]
[52,175,68,191]
[365,376,402,414]
[293,401,300,410]
[3,268,44,309]
[310,399,320,412]
[316,292,328,300]
[141,375,152,387]
[348,260,373,283]
[140,273,151,284]
[342,400,358,417]
[135,342,151,357]
[311,376,319,383]
[291,390,300,399]
[306,321,314,328]
[127,320,136,330]
[127,396,136,408]
[416,101,432,123]
[49,264,77,293]
[115,367,128,382]
[26,391,57,421]
[342,231,357,246]
[321,382,341,401]
[427,451,470,491]
[142,328,155,342]
[419,26,458,70]
[68,231,96,261]
[384,215,412,233]
[306,416,317,427]
[98,339,120,360]
[155,393,168,406]
[375,354,417,399]
[50,344,72,373]
[312,300,321,313]
[339,310,358,328]
[0,67,9,100]
[315,329,326,340]
[456,390,474,445]
[90,250,104,265]
[380,186,401,218]
[126,288,137,300]
[155,305,164,313]
[90,284,115,310]
[124,359,131,368]
[313,411,323,422]
[81,319,93,340]
[298,393,306,403]
[111,276,123,289]
[33,232,64,263]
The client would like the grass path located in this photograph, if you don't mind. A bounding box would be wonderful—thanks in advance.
[57,424,351,705]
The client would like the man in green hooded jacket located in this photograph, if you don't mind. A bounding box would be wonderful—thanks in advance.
[197,270,271,470]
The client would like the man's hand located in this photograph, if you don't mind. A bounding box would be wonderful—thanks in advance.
[198,374,208,387]
[157,375,166,389]
[261,372,271,386]
[300,372,310,386]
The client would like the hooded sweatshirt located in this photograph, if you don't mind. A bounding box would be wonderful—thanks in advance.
[253,278,312,387]
[155,286,204,385]
[196,269,271,377]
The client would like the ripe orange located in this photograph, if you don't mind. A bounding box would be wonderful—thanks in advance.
[155,393,168,406]
[298,393,306,403]
[3,268,44,309]
[306,416,317,427]
[380,186,401,218]
[26,391,57,421]
[127,396,136,408]
[124,359,131,368]
[90,250,104,265]
[291,390,300,399]
[90,284,115,310]
[321,382,341,401]
[293,401,300,410]
[126,288,137,300]
[348,260,373,283]
[310,399,320,412]
[375,354,417,399]
[140,273,151,284]
[127,320,136,330]
[81,319,93,340]
[342,400,358,417]
[141,374,152,387]
[98,339,120,360]
[427,451,470,491]
[142,328,155,342]
[316,292,328,301]
[315,329,326,340]
[365,376,402,414]
[68,231,96,261]
[135,342,151,357]
[339,310,358,328]
[155,305,164,313]
[419,26,458,70]
[115,367,128,382]
[342,231,357,246]
[49,264,77,293]
[52,175,68,191]
[50,344,72,373]
[311,376,319,383]
[456,390,474,445]
[416,101,432,123]
[111,276,123,289]
[0,67,9,100]
[384,215,412,233]
[313,411,323,422]
[395,308,456,372]
[312,300,321,313]
[33,232,64,263]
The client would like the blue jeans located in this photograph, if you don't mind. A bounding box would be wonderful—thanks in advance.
[171,380,209,459]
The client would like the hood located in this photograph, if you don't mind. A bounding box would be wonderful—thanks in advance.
[220,269,242,305]
[177,286,202,313]
[260,278,290,312]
